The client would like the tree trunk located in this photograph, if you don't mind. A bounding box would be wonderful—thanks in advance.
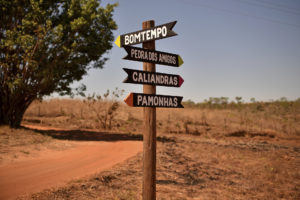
[0,87,34,128]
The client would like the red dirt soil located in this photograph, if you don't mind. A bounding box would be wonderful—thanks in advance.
[0,125,142,200]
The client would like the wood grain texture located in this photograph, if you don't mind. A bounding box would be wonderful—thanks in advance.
[142,20,157,200]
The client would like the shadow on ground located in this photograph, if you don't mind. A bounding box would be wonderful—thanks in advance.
[22,126,174,143]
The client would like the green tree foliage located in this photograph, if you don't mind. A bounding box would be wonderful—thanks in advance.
[0,0,117,127]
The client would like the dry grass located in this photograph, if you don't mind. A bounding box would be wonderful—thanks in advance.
[14,98,300,199]
[18,134,300,200]
[24,99,300,139]
[0,126,75,165]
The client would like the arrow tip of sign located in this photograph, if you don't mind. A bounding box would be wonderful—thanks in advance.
[178,55,184,66]
[179,76,184,87]
[124,93,133,107]
[115,36,121,47]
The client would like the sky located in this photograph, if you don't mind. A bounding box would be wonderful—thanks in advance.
[69,0,300,103]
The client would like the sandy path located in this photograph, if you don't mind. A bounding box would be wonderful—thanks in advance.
[0,135,142,199]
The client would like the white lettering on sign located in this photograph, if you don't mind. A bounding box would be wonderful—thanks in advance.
[124,25,168,45]
[142,96,148,105]
[134,33,140,43]
[146,30,151,40]
[132,72,138,82]
[151,29,156,38]
[173,76,178,85]
[162,26,167,37]
[124,35,129,45]
[174,97,178,107]
[137,95,143,105]
[131,72,179,86]
[130,49,158,62]
[159,53,176,65]
[157,28,162,37]
[136,95,179,107]
[138,73,143,82]
[164,98,168,106]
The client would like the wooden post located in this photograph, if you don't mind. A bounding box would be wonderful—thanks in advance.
[142,20,156,200]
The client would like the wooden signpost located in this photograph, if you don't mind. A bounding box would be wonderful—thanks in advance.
[116,20,183,200]
[122,46,184,67]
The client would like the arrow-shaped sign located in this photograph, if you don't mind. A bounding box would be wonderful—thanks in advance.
[124,93,184,108]
[115,21,177,48]
[123,68,184,87]
[122,46,183,67]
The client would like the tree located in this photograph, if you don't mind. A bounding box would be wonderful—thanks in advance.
[250,97,256,103]
[235,96,243,104]
[0,0,117,127]
[220,97,229,105]
[278,97,288,102]
[183,99,195,107]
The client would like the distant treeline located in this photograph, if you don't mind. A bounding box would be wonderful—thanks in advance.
[182,97,300,110]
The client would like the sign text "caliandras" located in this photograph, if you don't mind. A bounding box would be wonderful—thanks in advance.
[123,68,184,87]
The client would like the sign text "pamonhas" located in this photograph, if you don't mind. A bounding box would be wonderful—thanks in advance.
[125,93,183,108]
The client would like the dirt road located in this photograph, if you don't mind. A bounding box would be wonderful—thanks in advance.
[0,129,142,200]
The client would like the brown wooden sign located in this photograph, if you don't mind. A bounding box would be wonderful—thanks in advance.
[123,68,184,87]
[115,21,177,47]
[123,46,184,67]
[117,20,183,200]
[124,93,184,108]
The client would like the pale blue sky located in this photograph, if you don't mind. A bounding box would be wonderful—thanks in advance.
[70,0,300,102]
